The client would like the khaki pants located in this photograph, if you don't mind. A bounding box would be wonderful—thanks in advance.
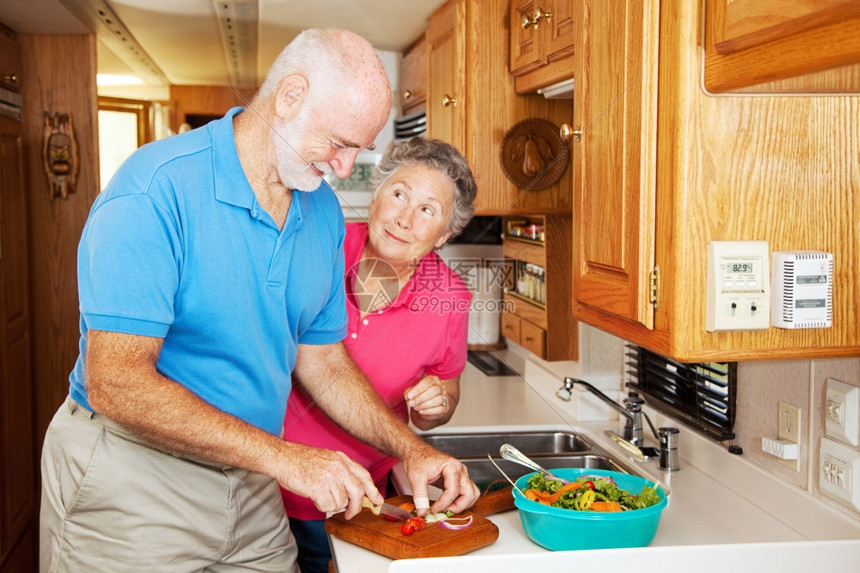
[40,396,299,573]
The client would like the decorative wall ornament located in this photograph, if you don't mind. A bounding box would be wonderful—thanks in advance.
[42,112,79,201]
[499,117,569,191]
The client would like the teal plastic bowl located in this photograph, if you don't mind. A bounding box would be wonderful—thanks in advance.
[513,468,668,551]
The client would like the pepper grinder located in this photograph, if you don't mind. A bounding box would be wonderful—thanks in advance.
[658,427,680,471]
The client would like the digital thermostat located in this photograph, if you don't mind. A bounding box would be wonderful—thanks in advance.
[771,251,833,329]
[706,241,770,332]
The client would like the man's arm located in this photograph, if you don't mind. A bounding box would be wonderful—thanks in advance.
[85,329,383,518]
[293,342,479,515]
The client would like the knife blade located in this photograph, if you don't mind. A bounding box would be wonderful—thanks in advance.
[362,497,413,521]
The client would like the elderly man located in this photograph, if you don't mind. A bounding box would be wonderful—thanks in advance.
[40,28,478,572]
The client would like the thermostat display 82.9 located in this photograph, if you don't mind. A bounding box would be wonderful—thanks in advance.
[706,241,770,332]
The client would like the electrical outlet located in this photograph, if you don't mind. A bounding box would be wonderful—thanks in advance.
[825,378,859,446]
[778,402,800,442]
[820,437,860,511]
[777,402,801,470]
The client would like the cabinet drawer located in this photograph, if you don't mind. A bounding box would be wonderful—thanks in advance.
[501,312,521,342]
[519,319,546,358]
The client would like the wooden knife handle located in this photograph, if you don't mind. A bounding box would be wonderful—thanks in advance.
[471,485,515,516]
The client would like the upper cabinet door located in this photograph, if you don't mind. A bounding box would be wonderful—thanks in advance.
[400,35,427,114]
[510,0,544,75]
[704,0,860,92]
[510,0,576,94]
[572,0,659,329]
[545,0,575,60]
[426,0,465,152]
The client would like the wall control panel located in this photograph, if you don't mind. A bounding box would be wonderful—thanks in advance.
[706,241,770,331]
[820,436,860,511]
[771,251,833,329]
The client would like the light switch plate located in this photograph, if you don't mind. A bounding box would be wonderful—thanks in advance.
[820,437,860,511]
[825,378,859,446]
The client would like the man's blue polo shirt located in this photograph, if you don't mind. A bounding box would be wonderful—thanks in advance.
[70,107,348,435]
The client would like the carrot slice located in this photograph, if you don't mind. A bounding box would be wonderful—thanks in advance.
[591,501,622,512]
[542,481,583,504]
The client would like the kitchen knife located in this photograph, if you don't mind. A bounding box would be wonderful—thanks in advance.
[362,497,413,521]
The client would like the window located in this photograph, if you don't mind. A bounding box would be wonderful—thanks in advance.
[625,344,737,442]
[97,96,153,189]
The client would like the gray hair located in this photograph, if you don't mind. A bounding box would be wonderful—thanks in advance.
[370,138,477,239]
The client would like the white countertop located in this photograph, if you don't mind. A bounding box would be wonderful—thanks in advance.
[329,359,860,572]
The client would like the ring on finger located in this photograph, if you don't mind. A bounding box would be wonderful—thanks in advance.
[442,395,448,407]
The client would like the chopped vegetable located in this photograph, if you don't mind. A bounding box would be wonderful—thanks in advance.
[423,510,454,523]
[400,522,415,535]
[405,517,425,531]
[522,473,661,512]
[590,500,623,512]
[522,481,583,505]
[438,515,473,530]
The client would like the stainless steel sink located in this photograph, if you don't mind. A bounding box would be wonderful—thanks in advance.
[421,430,592,458]
[418,430,636,492]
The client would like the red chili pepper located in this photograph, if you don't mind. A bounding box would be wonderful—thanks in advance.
[584,480,595,490]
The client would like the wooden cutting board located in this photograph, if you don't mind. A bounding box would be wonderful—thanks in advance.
[324,489,513,560]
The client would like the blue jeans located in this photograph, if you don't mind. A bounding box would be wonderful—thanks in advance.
[289,518,330,573]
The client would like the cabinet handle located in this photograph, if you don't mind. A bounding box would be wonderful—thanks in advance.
[521,15,533,29]
[538,8,552,24]
[3,73,17,84]
[525,336,534,342]
[528,7,552,29]
[442,94,458,107]
[560,123,583,143]
[403,89,412,100]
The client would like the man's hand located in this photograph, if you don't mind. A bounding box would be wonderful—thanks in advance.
[275,442,384,519]
[401,442,480,517]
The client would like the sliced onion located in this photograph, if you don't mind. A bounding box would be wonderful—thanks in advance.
[438,515,473,530]
[581,474,617,486]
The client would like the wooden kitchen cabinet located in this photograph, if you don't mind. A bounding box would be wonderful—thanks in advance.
[0,111,34,567]
[572,0,860,361]
[399,34,427,114]
[704,0,860,92]
[509,0,576,94]
[502,214,576,361]
[0,23,21,93]
[426,0,573,214]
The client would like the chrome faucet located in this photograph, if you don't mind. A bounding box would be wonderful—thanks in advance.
[556,377,680,471]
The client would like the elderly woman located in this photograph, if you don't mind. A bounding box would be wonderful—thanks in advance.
[281,137,477,572]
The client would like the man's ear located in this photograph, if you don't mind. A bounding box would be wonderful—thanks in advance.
[275,74,308,119]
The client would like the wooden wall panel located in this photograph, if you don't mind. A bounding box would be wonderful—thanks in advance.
[169,85,257,134]
[20,34,100,442]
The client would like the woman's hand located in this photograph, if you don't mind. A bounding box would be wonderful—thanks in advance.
[404,375,460,430]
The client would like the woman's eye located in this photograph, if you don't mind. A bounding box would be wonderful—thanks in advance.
[421,206,435,217]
